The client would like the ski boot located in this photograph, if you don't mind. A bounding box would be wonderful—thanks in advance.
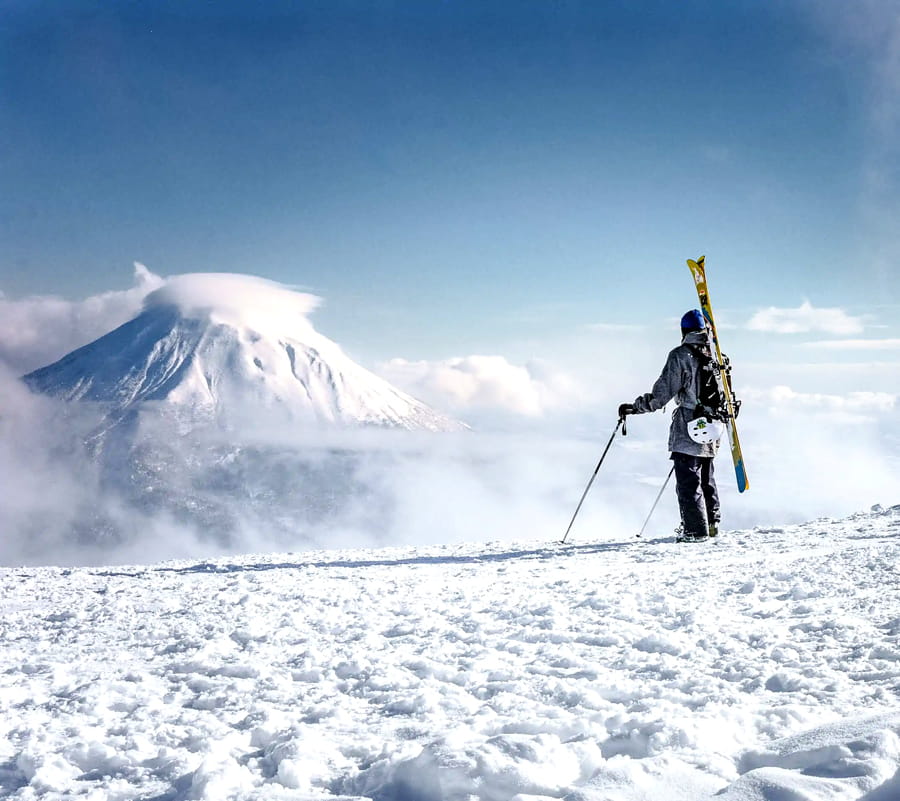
[675,524,708,543]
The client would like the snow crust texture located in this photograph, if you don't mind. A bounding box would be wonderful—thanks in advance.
[2,506,900,800]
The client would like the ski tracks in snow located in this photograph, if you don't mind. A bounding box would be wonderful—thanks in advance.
[2,507,900,800]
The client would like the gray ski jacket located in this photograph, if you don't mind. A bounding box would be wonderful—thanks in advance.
[631,330,720,458]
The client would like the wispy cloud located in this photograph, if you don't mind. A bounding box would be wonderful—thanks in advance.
[798,338,900,350]
[379,355,584,418]
[584,322,644,334]
[746,301,866,335]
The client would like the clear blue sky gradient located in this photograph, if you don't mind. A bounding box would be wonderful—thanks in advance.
[2,0,896,360]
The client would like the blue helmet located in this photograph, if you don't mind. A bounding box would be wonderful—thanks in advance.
[681,309,705,332]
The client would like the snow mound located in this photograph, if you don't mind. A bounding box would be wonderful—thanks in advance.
[720,713,900,800]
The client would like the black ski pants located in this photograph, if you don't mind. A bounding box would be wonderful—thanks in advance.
[671,452,719,537]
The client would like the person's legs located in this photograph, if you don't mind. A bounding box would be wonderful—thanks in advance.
[672,453,709,538]
[700,457,720,535]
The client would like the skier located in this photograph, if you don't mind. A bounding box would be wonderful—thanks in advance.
[618,310,721,541]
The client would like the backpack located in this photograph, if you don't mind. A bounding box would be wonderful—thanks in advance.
[685,342,725,420]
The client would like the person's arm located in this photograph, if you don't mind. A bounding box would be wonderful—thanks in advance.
[631,348,683,414]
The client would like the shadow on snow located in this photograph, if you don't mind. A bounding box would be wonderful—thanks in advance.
[93,537,668,579]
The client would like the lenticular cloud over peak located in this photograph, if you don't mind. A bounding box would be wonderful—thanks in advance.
[144,272,322,336]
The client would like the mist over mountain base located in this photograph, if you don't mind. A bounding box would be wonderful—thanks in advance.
[8,401,439,563]
[4,357,900,568]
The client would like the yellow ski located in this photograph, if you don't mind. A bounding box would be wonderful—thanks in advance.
[687,256,749,492]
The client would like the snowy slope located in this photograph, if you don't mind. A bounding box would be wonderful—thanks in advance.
[3,505,900,800]
[23,273,464,432]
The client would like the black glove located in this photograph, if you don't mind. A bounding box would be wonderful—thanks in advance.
[618,403,635,419]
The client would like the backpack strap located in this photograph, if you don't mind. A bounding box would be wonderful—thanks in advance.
[682,342,723,419]
[683,342,710,360]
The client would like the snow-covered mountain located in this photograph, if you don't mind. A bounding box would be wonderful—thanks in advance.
[23,272,464,432]
[16,273,465,546]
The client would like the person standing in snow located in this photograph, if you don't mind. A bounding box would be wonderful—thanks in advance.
[618,310,721,541]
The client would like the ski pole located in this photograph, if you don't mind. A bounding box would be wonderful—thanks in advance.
[636,466,675,538]
[559,416,625,544]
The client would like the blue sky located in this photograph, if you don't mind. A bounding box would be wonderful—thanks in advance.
[2,1,899,393]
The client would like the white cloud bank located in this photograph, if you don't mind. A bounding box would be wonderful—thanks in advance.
[380,355,584,418]
[0,263,164,375]
[744,384,896,423]
[0,265,327,377]
[747,301,866,335]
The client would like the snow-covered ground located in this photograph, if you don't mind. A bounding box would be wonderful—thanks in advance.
[3,506,900,801]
